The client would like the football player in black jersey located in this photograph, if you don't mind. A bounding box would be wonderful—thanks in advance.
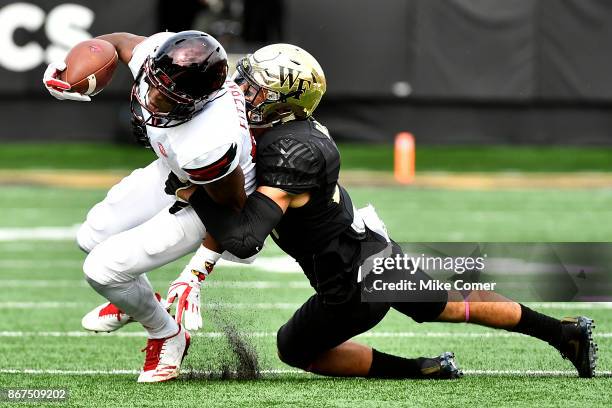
[169,44,598,379]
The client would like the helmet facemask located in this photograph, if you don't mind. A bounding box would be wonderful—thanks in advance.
[232,68,286,128]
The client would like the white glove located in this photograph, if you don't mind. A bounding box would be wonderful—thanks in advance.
[42,61,91,102]
[166,246,221,331]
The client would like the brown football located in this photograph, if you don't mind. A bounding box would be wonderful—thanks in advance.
[59,39,118,96]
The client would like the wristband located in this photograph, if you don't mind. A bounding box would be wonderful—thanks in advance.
[185,245,222,281]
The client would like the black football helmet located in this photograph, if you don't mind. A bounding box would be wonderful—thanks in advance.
[130,31,228,128]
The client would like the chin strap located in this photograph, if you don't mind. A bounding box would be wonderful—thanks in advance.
[247,121,274,129]
[279,113,298,124]
[248,112,297,128]
[131,117,151,148]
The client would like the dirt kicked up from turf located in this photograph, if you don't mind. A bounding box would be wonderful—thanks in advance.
[2,169,612,190]
[182,311,261,381]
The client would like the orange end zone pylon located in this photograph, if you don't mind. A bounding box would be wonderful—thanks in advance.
[394,132,415,184]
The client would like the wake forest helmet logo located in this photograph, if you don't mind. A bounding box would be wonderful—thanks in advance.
[277,66,317,100]
[249,62,316,100]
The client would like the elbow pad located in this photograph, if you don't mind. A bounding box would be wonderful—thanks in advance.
[189,189,283,259]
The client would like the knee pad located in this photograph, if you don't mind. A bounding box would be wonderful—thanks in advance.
[82,237,140,286]
[276,326,311,370]
[82,210,202,287]
[392,300,448,323]
[77,163,173,254]
[76,222,98,254]
[76,201,115,253]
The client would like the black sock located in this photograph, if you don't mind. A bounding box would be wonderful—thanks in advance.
[367,349,429,379]
[510,304,563,349]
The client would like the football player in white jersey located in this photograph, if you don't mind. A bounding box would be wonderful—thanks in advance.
[43,31,256,382]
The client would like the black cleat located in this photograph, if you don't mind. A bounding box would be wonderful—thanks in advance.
[420,352,463,379]
[559,316,598,378]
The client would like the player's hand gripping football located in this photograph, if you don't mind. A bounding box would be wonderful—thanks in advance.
[166,258,215,331]
[42,61,91,102]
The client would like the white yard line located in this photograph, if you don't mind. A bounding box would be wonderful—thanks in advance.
[5,227,612,279]
[0,280,311,289]
[1,301,612,310]
[0,302,303,309]
[462,369,612,376]
[525,302,612,309]
[0,368,303,376]
[0,331,274,338]
[0,258,301,277]
[0,225,301,273]
[0,260,82,269]
[0,302,83,308]
[0,226,81,241]
[0,331,611,339]
[0,368,609,377]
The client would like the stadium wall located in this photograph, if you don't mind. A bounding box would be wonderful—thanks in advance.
[1,0,612,145]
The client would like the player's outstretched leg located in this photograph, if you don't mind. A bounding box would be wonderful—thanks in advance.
[276,295,462,379]
[557,316,598,378]
[436,293,598,378]
[510,306,597,378]
[306,343,462,379]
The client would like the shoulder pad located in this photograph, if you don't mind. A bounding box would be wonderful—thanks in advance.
[257,137,322,194]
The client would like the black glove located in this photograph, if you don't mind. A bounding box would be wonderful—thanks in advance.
[164,171,192,197]
[168,201,189,214]
[165,172,192,214]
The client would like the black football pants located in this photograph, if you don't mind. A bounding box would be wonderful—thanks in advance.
[277,236,448,370]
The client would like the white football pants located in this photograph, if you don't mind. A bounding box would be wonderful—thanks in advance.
[79,159,205,338]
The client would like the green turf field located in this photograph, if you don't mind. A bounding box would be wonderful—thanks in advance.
[2,142,612,172]
[0,183,610,407]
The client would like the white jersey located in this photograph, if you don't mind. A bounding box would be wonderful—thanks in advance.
[128,32,256,194]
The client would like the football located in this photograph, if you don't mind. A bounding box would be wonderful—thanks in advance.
[59,38,118,96]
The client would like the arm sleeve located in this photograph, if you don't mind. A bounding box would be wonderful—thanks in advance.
[188,189,284,259]
[257,138,322,194]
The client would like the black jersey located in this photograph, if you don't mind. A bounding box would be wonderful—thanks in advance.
[255,118,358,260]
[187,117,383,303]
